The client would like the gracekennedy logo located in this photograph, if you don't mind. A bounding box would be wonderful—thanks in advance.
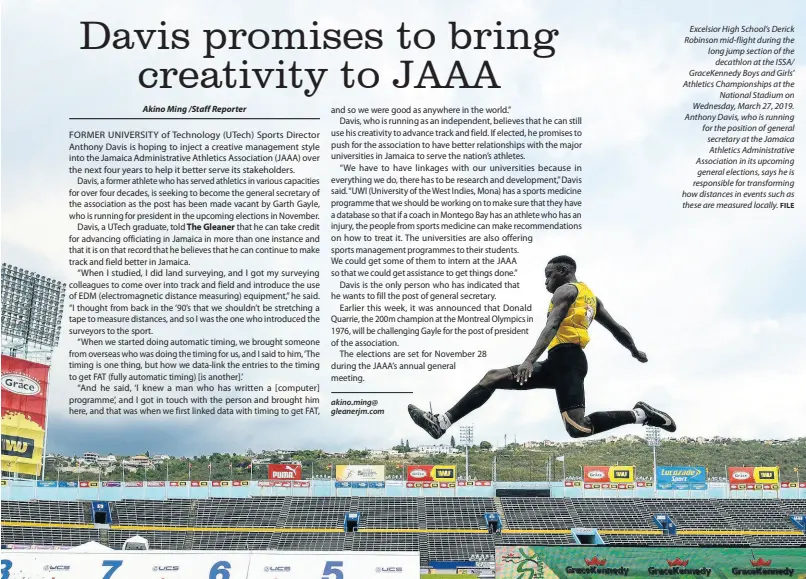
[2,373,41,395]
[566,557,630,576]
[500,549,522,563]
[731,558,795,577]
[587,470,606,480]
[647,558,712,576]
[668,559,689,567]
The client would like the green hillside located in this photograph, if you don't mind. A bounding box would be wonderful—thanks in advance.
[42,437,805,482]
[318,437,806,482]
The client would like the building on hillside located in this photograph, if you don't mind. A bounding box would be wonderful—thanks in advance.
[368,449,400,456]
[95,455,117,467]
[83,452,100,463]
[124,455,152,468]
[415,444,459,454]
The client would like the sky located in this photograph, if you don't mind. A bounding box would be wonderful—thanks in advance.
[1,0,804,457]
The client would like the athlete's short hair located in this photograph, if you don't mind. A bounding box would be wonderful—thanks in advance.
[548,255,576,272]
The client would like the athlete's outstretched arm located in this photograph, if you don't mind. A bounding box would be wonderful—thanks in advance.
[516,284,577,384]
[594,298,647,362]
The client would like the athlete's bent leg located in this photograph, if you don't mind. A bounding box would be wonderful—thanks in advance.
[408,365,541,440]
[561,407,639,439]
[443,368,512,425]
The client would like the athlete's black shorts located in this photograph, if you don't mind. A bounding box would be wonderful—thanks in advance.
[506,343,587,412]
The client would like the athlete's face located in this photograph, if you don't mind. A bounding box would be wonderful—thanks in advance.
[544,264,566,293]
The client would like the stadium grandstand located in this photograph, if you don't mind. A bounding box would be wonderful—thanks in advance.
[2,496,805,568]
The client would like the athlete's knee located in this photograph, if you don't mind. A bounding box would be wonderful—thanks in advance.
[562,410,593,438]
[478,368,508,388]
[565,423,589,438]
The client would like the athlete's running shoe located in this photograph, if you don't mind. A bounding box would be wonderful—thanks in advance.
[407,404,445,439]
[634,401,676,432]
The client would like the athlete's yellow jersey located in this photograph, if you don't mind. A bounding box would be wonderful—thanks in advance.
[548,282,597,350]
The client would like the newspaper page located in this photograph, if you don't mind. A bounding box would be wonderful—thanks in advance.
[0,1,803,578]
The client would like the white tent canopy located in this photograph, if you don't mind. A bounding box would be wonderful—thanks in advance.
[123,535,149,550]
[69,540,114,552]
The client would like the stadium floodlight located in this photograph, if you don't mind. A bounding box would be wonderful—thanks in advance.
[459,425,474,479]
[1,263,66,353]
[646,426,661,497]
[2,264,66,480]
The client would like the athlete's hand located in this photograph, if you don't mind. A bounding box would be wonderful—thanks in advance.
[633,350,648,363]
[516,360,534,384]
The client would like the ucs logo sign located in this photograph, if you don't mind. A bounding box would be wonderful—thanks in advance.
[152,565,179,572]
[376,567,403,573]
[264,567,291,573]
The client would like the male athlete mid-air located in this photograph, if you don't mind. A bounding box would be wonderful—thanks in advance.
[408,255,676,440]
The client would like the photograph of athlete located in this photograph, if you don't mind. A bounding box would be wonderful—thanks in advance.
[408,255,676,440]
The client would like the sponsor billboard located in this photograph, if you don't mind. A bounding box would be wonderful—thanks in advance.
[336,464,384,482]
[728,466,779,485]
[495,547,804,579]
[457,480,491,487]
[656,466,707,490]
[335,481,385,488]
[406,482,439,488]
[406,464,457,483]
[583,465,635,483]
[257,480,311,488]
[1,355,51,476]
[268,463,303,480]
[0,550,421,578]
